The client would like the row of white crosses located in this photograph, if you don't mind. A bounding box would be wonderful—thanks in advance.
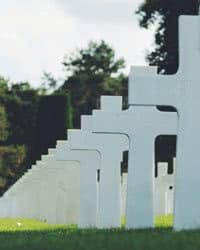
[0,95,175,228]
[58,96,176,229]
[0,97,128,228]
[59,15,200,230]
[0,15,198,230]
[56,100,129,228]
[0,152,80,224]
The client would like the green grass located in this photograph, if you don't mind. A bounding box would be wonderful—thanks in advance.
[0,218,73,232]
[0,216,199,250]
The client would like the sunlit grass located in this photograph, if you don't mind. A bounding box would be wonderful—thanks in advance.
[155,214,173,228]
[0,215,173,232]
[121,214,173,228]
[0,216,199,250]
[0,218,76,232]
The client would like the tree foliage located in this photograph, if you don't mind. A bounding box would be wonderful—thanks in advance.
[58,40,127,127]
[136,0,199,73]
[0,145,27,194]
[41,72,58,94]
[0,40,127,193]
[5,83,40,146]
[0,106,9,142]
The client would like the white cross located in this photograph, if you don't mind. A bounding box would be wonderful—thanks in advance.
[68,116,128,228]
[129,15,200,230]
[92,96,177,229]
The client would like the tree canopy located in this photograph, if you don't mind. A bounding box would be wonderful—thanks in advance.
[136,0,199,74]
[0,106,9,142]
[58,40,127,127]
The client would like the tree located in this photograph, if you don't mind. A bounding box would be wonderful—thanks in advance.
[5,83,40,147]
[0,77,10,142]
[41,72,58,94]
[136,0,199,74]
[0,106,9,142]
[58,40,127,127]
[0,145,26,195]
[0,79,29,194]
[0,77,9,96]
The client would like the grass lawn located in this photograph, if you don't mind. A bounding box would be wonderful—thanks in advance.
[0,216,199,250]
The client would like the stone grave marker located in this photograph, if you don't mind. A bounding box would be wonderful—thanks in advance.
[40,153,80,225]
[55,140,100,228]
[129,15,200,230]
[92,95,177,228]
[68,116,129,228]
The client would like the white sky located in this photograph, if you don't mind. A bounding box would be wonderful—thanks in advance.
[0,0,155,87]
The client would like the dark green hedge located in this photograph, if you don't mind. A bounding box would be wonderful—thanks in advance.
[33,95,69,162]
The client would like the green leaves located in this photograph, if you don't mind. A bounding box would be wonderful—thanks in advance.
[0,105,9,142]
[0,145,27,194]
[63,41,125,77]
[60,40,127,128]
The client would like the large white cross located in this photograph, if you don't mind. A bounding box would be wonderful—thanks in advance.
[68,116,128,228]
[129,15,200,230]
[92,96,177,229]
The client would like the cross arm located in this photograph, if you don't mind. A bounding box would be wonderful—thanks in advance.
[92,111,127,134]
[100,96,123,111]
[68,129,94,150]
[128,66,181,109]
